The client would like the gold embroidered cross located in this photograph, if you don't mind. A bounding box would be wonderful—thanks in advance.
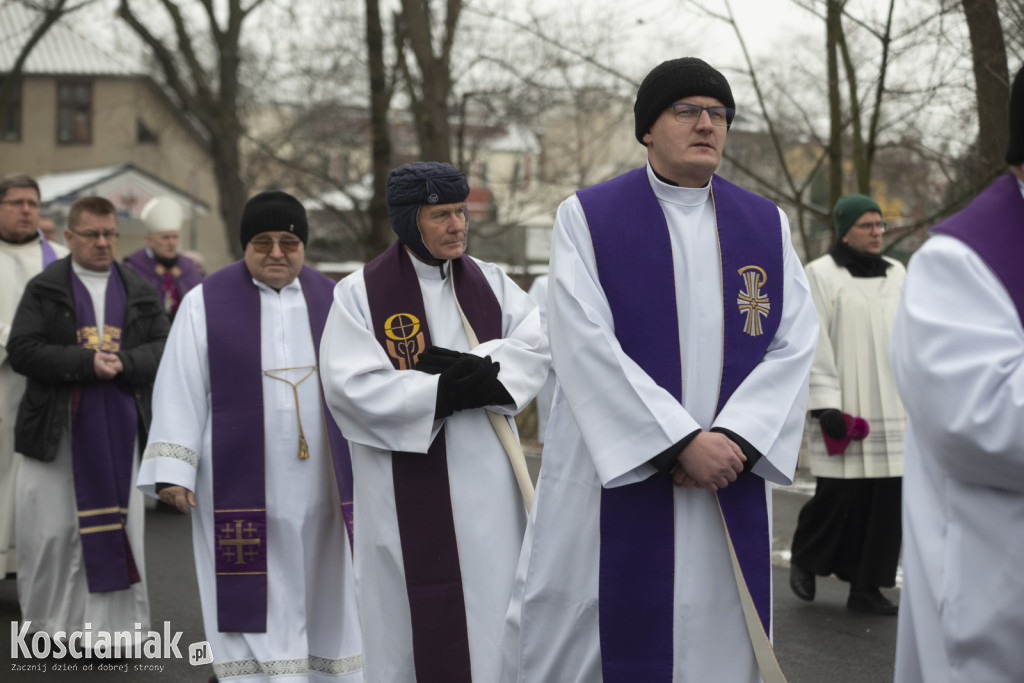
[218,520,261,565]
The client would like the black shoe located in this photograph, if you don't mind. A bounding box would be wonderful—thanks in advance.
[847,587,898,616]
[789,563,815,602]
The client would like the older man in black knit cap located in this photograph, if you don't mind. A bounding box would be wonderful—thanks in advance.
[138,190,363,681]
[501,58,819,683]
[891,63,1024,683]
[320,162,549,683]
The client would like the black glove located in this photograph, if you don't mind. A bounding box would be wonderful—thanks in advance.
[434,354,501,419]
[815,408,848,440]
[415,346,465,375]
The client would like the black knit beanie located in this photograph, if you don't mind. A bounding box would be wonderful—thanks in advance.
[1006,63,1024,165]
[239,191,308,251]
[634,57,736,144]
[386,161,470,262]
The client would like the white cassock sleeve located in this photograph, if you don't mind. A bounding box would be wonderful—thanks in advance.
[319,261,549,454]
[891,234,1024,493]
[137,286,210,497]
[804,259,844,411]
[548,198,701,486]
[711,209,819,485]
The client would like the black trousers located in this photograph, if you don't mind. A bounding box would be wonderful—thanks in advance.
[790,476,902,589]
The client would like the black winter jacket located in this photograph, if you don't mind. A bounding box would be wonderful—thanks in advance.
[8,256,170,462]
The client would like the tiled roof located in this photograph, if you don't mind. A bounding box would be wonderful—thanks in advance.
[0,3,137,76]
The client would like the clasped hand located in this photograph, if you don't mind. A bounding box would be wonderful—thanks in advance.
[672,431,746,491]
[93,351,123,380]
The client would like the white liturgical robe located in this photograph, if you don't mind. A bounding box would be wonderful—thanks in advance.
[0,235,67,574]
[891,231,1024,683]
[501,167,818,683]
[138,278,363,682]
[320,253,549,683]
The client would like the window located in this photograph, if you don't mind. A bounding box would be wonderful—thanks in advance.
[0,78,21,142]
[136,118,159,144]
[57,81,92,144]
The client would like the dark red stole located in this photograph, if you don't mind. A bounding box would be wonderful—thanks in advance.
[362,242,501,683]
[69,265,141,593]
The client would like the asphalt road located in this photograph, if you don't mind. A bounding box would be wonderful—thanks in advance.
[1,466,898,682]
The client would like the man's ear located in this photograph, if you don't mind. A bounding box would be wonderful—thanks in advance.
[642,131,653,145]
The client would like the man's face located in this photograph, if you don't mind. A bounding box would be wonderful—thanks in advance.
[146,230,180,260]
[417,202,467,261]
[0,187,42,243]
[841,210,885,255]
[66,211,118,272]
[243,230,305,290]
[643,96,728,188]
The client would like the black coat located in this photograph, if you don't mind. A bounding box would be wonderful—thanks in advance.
[8,256,170,462]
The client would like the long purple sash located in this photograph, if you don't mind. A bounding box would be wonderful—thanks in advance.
[39,232,58,267]
[70,265,141,593]
[204,260,354,633]
[930,173,1024,322]
[578,168,781,680]
[362,242,501,683]
[124,250,203,316]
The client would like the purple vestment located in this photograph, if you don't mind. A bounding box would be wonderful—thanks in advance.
[123,249,203,316]
[578,167,782,681]
[362,242,501,683]
[930,173,1024,321]
[69,266,141,594]
[203,260,354,633]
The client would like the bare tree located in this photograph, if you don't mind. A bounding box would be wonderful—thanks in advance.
[0,0,95,120]
[962,0,1010,178]
[116,0,268,259]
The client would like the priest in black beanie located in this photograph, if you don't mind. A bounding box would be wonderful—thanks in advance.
[318,160,549,682]
[790,191,907,617]
[499,57,819,682]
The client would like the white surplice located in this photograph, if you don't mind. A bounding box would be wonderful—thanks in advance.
[891,231,1024,683]
[501,166,818,683]
[526,275,555,443]
[319,252,549,683]
[803,253,906,478]
[17,264,149,639]
[0,236,68,575]
[137,279,363,682]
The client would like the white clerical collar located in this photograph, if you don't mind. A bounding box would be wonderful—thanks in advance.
[71,261,112,282]
[646,163,712,207]
[408,250,449,281]
[252,276,302,294]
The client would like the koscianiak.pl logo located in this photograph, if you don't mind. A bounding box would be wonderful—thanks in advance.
[10,622,213,674]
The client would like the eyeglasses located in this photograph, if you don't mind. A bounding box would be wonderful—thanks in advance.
[70,229,119,242]
[851,221,886,233]
[0,198,41,210]
[670,103,735,127]
[250,237,302,253]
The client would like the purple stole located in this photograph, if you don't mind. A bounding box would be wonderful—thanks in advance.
[124,250,203,316]
[69,265,141,593]
[39,232,58,267]
[577,167,782,681]
[930,173,1024,322]
[203,260,355,633]
[362,242,501,683]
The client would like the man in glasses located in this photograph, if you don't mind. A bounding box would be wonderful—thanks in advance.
[123,196,203,320]
[138,190,363,681]
[890,63,1024,683]
[320,161,549,682]
[7,195,168,650]
[501,57,818,682]
[0,174,68,584]
[789,194,906,616]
